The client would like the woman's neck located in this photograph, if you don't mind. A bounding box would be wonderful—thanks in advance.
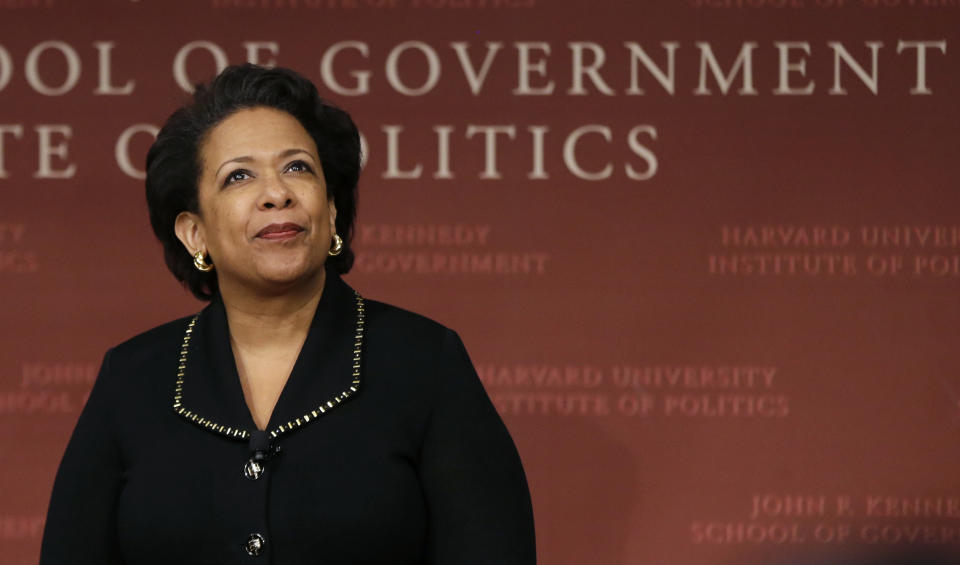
[218,268,327,353]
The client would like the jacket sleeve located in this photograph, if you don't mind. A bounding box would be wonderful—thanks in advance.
[418,329,537,565]
[39,348,124,565]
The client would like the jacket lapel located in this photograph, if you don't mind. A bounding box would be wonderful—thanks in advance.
[181,268,358,438]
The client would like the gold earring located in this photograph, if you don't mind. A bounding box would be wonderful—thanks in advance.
[328,234,343,257]
[193,250,214,272]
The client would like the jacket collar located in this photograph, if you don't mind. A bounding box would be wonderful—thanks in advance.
[181,267,358,438]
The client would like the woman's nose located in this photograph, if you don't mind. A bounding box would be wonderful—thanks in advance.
[258,173,295,209]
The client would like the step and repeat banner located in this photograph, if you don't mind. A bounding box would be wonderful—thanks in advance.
[2,0,960,563]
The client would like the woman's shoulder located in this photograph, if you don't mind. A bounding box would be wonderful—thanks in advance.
[80,315,196,405]
[106,314,196,371]
[361,298,474,374]
[358,294,482,370]
[363,298,458,347]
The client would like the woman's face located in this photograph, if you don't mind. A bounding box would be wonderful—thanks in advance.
[175,106,336,295]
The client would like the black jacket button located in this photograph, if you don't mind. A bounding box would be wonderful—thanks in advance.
[244,459,264,480]
[244,533,265,556]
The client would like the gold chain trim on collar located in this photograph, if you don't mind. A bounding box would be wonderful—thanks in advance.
[172,290,365,441]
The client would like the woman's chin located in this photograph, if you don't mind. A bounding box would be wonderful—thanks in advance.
[251,261,324,290]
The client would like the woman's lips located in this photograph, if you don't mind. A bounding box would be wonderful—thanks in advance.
[256,222,304,240]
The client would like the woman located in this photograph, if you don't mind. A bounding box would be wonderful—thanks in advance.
[39,64,536,564]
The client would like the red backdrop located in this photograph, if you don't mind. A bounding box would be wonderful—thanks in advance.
[3,0,960,563]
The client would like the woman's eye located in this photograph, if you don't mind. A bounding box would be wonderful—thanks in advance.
[285,160,313,174]
[224,169,251,186]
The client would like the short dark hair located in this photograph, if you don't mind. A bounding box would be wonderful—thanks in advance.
[145,64,361,300]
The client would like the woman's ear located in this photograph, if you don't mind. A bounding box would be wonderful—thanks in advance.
[328,200,338,235]
[174,211,206,256]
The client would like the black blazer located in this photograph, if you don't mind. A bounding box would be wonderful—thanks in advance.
[39,270,536,564]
